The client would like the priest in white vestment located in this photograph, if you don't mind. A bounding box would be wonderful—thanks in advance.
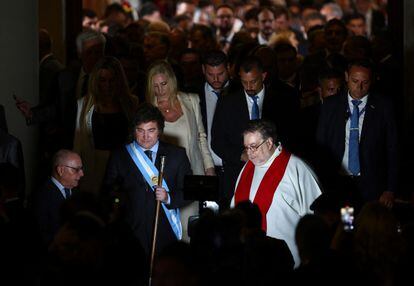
[231,120,322,267]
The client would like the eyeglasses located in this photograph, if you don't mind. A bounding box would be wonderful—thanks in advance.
[63,165,84,173]
[244,139,267,153]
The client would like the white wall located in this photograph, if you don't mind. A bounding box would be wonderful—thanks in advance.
[0,1,39,197]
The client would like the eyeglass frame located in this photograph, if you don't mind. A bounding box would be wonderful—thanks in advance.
[243,138,268,153]
[62,165,84,173]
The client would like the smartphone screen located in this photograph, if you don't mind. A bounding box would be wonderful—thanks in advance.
[340,206,354,232]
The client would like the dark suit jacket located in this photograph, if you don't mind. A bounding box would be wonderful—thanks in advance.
[103,141,192,256]
[370,9,386,37]
[316,90,398,201]
[31,65,79,152]
[0,129,25,197]
[211,80,299,200]
[31,178,67,247]
[197,82,236,135]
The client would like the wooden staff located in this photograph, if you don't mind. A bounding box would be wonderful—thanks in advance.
[149,155,166,286]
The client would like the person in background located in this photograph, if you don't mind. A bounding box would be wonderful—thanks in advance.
[15,29,65,173]
[82,9,99,31]
[212,56,299,208]
[344,13,367,37]
[30,150,84,248]
[146,60,215,241]
[74,56,138,194]
[316,59,398,211]
[231,120,322,267]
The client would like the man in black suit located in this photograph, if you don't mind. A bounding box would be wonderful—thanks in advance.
[199,51,230,178]
[16,30,106,153]
[211,56,299,208]
[316,59,398,210]
[31,149,84,247]
[0,105,25,199]
[103,103,192,257]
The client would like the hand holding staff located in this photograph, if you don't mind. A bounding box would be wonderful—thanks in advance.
[149,155,166,285]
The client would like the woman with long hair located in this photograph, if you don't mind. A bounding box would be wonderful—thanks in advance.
[74,56,139,193]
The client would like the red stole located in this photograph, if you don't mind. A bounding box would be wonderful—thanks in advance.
[234,149,291,231]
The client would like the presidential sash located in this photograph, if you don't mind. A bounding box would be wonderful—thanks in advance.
[234,148,291,231]
[126,142,182,239]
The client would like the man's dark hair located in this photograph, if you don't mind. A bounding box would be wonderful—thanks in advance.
[347,58,374,73]
[273,42,297,56]
[303,11,326,25]
[325,18,348,35]
[190,24,215,40]
[239,56,264,73]
[199,0,213,8]
[146,31,171,51]
[173,13,191,24]
[243,119,278,144]
[180,48,201,60]
[273,4,290,19]
[215,3,234,13]
[318,68,344,85]
[202,50,227,66]
[105,3,128,18]
[139,2,159,18]
[343,13,366,25]
[244,7,260,21]
[82,8,97,19]
[130,103,165,139]
[258,6,275,17]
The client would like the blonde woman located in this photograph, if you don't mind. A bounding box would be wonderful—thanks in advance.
[146,60,215,241]
[74,56,139,193]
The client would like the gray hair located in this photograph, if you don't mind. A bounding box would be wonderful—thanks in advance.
[76,30,106,54]
[322,3,343,20]
[52,149,78,168]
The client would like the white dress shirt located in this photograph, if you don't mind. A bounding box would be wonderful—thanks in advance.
[205,83,224,166]
[244,86,265,120]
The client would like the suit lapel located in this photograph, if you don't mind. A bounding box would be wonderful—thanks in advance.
[336,91,349,156]
[155,141,168,170]
[47,178,66,201]
[199,86,208,133]
[360,94,376,144]
[238,90,250,121]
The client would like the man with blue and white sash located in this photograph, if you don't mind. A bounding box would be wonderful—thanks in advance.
[104,103,192,257]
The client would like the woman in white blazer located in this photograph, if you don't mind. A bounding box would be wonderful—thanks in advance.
[146,60,215,241]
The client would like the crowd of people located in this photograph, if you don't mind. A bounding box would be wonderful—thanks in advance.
[1,0,413,285]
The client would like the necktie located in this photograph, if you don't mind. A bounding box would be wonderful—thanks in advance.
[212,90,220,97]
[64,188,71,199]
[349,99,362,176]
[251,95,260,120]
[144,150,153,162]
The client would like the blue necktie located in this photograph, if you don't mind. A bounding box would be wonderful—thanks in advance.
[349,99,362,175]
[144,150,153,163]
[251,95,260,120]
[212,90,220,97]
[64,188,71,199]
